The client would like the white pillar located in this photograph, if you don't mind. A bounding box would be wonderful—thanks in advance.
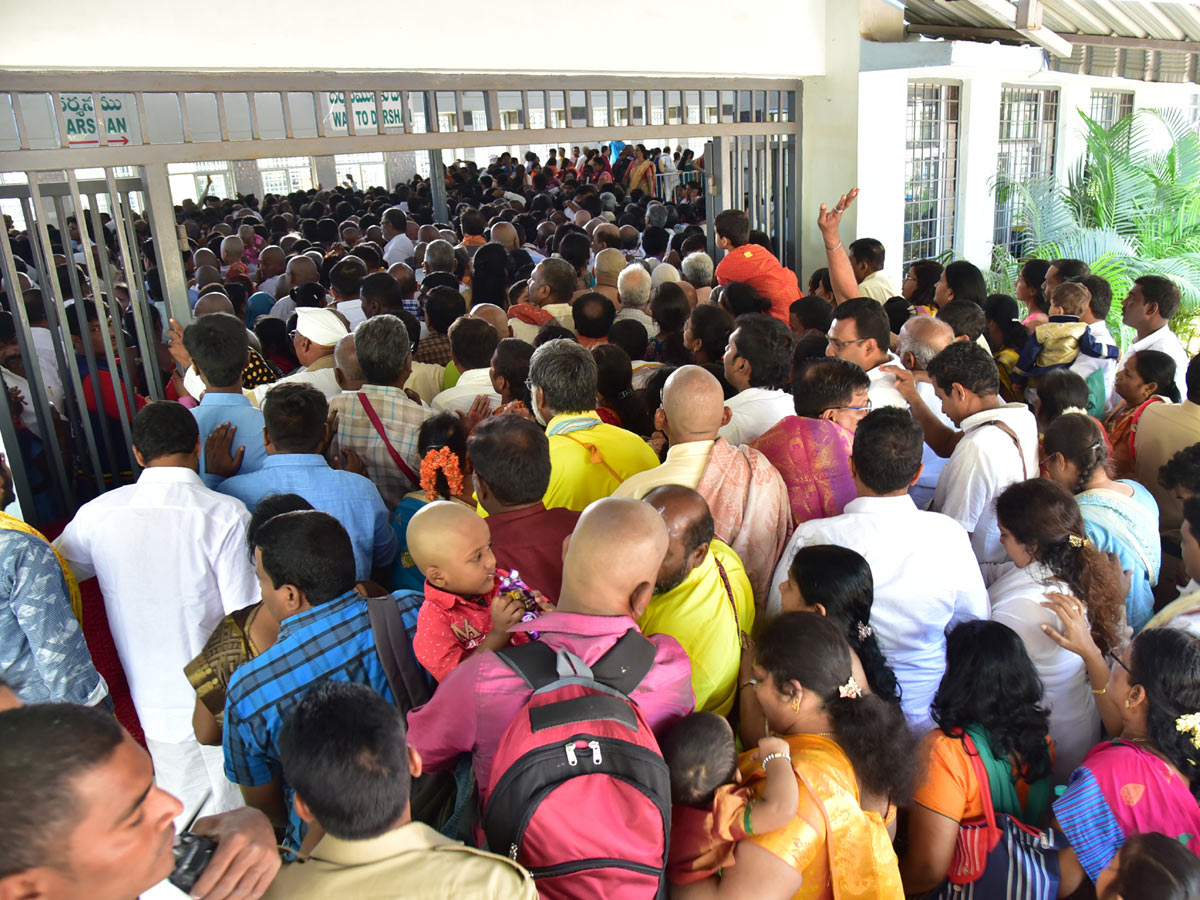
[854,69,908,284]
[956,77,1002,269]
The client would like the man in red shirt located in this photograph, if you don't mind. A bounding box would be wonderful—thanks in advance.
[713,210,800,323]
[468,415,580,601]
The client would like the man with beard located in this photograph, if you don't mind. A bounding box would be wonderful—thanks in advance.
[637,485,754,715]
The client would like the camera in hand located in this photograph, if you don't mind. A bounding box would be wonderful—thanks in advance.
[168,832,217,893]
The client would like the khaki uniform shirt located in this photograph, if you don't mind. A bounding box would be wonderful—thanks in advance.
[263,821,538,899]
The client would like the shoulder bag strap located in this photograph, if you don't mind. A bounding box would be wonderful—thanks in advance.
[365,594,433,713]
[590,629,658,695]
[560,431,625,483]
[713,556,741,634]
[495,640,560,691]
[357,392,420,484]
[977,419,1028,479]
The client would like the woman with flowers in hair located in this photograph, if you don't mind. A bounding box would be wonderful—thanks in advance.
[1039,606,1200,894]
[699,612,915,899]
[990,478,1127,781]
[388,413,475,592]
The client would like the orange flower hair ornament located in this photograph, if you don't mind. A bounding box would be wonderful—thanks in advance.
[420,446,465,501]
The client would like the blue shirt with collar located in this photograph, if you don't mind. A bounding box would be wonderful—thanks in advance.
[216,454,398,578]
[191,392,268,490]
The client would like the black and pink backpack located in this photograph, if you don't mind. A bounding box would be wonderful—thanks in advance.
[482,631,671,900]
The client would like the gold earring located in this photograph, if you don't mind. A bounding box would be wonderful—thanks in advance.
[791,696,800,713]
[1125,698,1132,708]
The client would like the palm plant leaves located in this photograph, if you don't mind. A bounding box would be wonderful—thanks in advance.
[991,108,1200,350]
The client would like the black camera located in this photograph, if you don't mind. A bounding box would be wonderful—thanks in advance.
[168,832,217,893]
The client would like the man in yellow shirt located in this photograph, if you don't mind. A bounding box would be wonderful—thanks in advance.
[264,681,537,900]
[530,338,660,511]
[637,485,755,715]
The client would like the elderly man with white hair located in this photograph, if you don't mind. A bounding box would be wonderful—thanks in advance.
[615,263,658,337]
[896,315,955,509]
[681,251,714,305]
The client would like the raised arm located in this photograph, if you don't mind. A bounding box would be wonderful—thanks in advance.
[816,188,862,305]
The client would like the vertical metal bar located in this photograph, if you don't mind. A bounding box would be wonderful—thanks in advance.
[374,91,385,135]
[401,91,413,134]
[38,186,107,493]
[428,151,448,224]
[707,138,721,261]
[10,94,31,151]
[105,167,163,398]
[586,91,596,129]
[775,133,784,259]
[0,221,72,517]
[142,162,192,329]
[521,90,530,132]
[177,92,193,143]
[790,82,803,274]
[747,135,758,228]
[135,91,150,144]
[215,92,230,142]
[314,91,327,138]
[248,91,261,141]
[67,171,136,465]
[91,91,109,148]
[454,91,464,133]
[343,89,356,137]
[484,90,499,133]
[282,91,295,139]
[52,91,70,150]
[0,378,33,518]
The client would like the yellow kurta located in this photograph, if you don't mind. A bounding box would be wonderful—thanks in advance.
[741,734,903,900]
[543,411,661,511]
[638,540,754,715]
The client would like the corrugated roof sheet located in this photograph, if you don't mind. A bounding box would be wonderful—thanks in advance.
[904,1,1200,82]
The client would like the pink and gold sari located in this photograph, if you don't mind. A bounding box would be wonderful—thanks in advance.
[749,416,856,527]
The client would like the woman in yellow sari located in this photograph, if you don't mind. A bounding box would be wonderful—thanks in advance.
[624,144,657,197]
[678,612,915,899]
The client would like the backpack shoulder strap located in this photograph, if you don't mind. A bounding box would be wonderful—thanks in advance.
[590,629,657,696]
[366,593,432,713]
[976,419,1029,479]
[495,640,560,691]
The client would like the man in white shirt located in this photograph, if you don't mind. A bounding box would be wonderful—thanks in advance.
[329,256,367,330]
[509,258,577,343]
[1067,274,1120,415]
[381,208,415,267]
[768,407,987,732]
[918,342,1039,566]
[1112,274,1190,407]
[432,316,502,416]
[826,297,907,409]
[256,245,287,299]
[55,401,259,825]
[896,315,954,509]
[23,290,65,408]
[719,313,795,446]
[250,307,348,405]
[847,238,901,303]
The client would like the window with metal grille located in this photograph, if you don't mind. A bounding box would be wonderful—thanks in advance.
[1191,94,1200,134]
[994,87,1059,253]
[1089,89,1133,130]
[256,156,313,195]
[333,153,385,190]
[904,82,960,267]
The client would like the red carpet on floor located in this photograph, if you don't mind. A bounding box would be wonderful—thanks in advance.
[41,520,145,746]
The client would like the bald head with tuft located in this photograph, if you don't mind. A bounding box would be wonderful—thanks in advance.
[406,501,496,596]
[470,303,512,339]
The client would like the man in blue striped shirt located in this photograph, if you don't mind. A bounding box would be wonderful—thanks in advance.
[223,509,423,853]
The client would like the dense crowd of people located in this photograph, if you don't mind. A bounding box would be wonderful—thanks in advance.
[4,143,1200,899]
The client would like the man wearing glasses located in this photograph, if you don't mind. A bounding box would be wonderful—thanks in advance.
[826,297,908,411]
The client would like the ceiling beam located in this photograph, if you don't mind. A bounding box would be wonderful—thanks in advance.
[952,0,1074,57]
[907,22,1200,55]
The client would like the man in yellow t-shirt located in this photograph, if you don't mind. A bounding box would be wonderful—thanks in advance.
[529,339,660,511]
[637,485,755,715]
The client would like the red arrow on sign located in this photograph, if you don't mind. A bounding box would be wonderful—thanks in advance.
[67,136,130,146]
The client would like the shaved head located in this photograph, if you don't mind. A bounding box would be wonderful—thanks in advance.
[195,265,222,288]
[194,293,235,317]
[470,303,511,338]
[194,247,218,269]
[406,501,494,596]
[388,262,416,298]
[661,365,727,442]
[491,221,518,251]
[286,255,320,287]
[560,497,668,618]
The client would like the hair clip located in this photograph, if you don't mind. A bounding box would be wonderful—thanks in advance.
[838,676,862,700]
[1067,534,1090,549]
[1177,712,1200,750]
[856,620,873,641]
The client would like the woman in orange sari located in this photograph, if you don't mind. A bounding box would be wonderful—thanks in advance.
[677,613,915,899]
[624,144,657,197]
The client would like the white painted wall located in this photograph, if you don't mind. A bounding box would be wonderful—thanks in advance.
[0,0,826,78]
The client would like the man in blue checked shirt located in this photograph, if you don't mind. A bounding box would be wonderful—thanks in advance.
[216,382,399,582]
[223,509,425,853]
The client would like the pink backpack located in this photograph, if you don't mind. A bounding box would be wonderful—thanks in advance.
[483,631,671,900]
